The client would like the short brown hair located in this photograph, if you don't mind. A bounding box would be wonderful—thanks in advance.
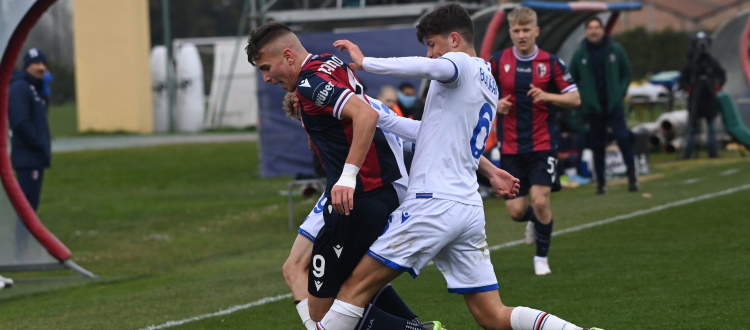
[507,6,537,27]
[245,21,292,66]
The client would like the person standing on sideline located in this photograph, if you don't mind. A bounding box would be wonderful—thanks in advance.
[9,48,51,211]
[569,17,638,194]
[678,31,726,160]
[318,4,602,330]
[490,7,581,276]
[377,85,404,117]
[396,81,423,119]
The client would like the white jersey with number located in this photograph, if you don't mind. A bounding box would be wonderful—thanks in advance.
[407,52,498,206]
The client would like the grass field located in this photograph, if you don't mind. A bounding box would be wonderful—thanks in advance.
[0,141,748,329]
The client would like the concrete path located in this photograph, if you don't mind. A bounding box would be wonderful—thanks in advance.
[51,132,257,153]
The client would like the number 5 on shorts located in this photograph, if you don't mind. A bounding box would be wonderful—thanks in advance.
[547,156,557,184]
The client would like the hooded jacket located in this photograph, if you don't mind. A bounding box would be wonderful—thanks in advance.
[569,36,632,115]
[8,69,51,169]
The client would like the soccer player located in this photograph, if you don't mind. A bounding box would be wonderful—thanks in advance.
[489,6,581,276]
[280,92,433,329]
[247,23,446,330]
[319,3,601,330]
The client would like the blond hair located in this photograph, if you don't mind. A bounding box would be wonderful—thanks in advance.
[507,6,537,27]
[282,92,301,120]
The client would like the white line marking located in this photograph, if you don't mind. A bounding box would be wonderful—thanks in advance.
[139,293,292,330]
[720,168,739,176]
[141,183,750,329]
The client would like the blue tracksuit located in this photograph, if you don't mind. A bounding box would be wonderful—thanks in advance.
[8,70,51,210]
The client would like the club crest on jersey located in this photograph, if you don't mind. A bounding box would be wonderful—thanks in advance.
[610,54,616,62]
[536,63,547,78]
[503,64,510,72]
[314,81,335,106]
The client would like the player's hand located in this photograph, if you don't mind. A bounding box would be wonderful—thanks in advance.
[331,185,355,215]
[527,84,549,103]
[333,40,364,70]
[489,168,521,198]
[497,95,512,115]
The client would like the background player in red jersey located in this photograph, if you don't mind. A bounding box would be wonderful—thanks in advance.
[490,7,581,276]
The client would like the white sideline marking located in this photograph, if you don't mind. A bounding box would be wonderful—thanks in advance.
[140,293,292,330]
[141,183,750,329]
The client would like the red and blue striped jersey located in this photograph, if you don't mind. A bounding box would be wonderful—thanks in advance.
[296,53,401,195]
[490,47,577,154]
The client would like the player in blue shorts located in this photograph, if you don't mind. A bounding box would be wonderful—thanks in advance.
[315,3,602,330]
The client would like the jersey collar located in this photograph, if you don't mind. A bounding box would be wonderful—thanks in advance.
[512,45,538,61]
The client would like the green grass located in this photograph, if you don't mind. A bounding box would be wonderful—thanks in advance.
[48,102,79,137]
[0,142,748,329]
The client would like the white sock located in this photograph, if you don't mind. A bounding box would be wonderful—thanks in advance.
[316,299,364,330]
[296,298,317,330]
[510,306,582,330]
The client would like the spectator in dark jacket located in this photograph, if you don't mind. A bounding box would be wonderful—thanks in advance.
[569,17,638,194]
[679,32,726,159]
[9,48,51,210]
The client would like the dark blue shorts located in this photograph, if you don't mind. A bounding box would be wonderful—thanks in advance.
[501,150,561,198]
[308,184,399,298]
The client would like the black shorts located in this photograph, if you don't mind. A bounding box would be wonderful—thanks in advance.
[501,150,561,198]
[308,184,399,298]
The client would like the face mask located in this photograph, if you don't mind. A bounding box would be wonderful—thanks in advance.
[397,91,417,108]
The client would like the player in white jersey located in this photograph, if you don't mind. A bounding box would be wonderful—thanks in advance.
[315,4,604,330]
[280,92,449,330]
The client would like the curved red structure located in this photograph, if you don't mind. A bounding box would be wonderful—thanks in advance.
[480,10,506,61]
[741,16,750,86]
[0,0,70,261]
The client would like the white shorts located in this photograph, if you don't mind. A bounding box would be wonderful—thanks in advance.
[298,194,326,242]
[367,198,498,293]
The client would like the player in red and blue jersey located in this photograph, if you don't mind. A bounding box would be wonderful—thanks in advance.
[490,7,581,276]
[246,22,443,330]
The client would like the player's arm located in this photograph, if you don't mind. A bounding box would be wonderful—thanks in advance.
[375,106,420,143]
[528,87,580,108]
[333,40,456,81]
[617,45,633,99]
[331,96,379,215]
[528,56,581,108]
[477,156,520,198]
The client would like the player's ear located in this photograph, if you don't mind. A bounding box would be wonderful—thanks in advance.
[283,48,294,65]
[450,32,461,47]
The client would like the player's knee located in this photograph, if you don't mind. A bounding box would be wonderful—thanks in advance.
[530,197,549,214]
[507,206,526,221]
[282,258,303,283]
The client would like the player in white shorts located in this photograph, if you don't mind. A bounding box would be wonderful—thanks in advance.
[281,92,447,329]
[315,3,604,330]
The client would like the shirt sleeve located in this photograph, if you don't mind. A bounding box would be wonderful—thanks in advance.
[366,96,420,143]
[362,56,457,82]
[296,71,355,120]
[553,57,578,94]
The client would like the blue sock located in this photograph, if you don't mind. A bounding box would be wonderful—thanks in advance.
[533,218,553,257]
[371,284,419,321]
[355,304,423,330]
